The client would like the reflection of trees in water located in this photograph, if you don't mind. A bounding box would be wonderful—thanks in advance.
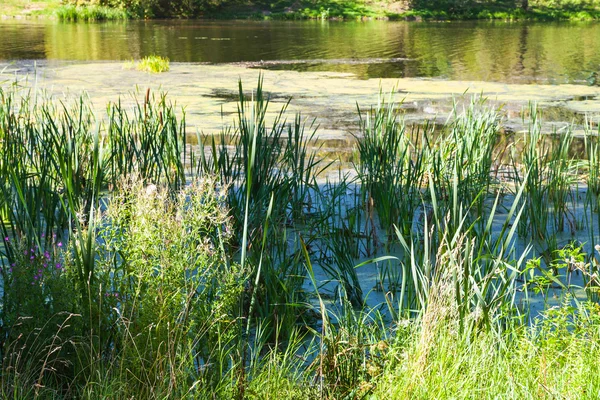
[2,20,598,82]
[514,25,528,75]
[0,23,47,59]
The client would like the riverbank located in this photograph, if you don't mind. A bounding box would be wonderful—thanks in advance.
[3,0,600,21]
[0,0,61,18]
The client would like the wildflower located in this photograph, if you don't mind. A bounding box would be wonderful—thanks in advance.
[57,242,63,248]
[56,263,62,269]
[30,256,35,260]
[44,251,50,259]
[3,237,8,242]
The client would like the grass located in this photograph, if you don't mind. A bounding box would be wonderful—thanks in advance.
[130,55,170,73]
[375,300,600,398]
[2,78,600,397]
[4,0,600,20]
[0,0,61,17]
[123,56,171,74]
[54,4,128,21]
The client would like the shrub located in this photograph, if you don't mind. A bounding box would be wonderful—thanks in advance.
[88,177,246,396]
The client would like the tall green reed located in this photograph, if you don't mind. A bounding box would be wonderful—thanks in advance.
[354,94,429,241]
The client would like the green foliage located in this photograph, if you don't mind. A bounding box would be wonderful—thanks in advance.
[55,4,128,21]
[407,0,600,20]
[136,55,170,73]
[354,94,429,239]
[3,79,600,398]
[8,0,600,19]
[88,178,246,397]
[374,301,600,398]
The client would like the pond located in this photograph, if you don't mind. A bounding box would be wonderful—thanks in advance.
[1,19,600,83]
[2,18,600,319]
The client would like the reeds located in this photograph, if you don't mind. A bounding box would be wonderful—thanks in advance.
[1,79,599,398]
[354,93,429,240]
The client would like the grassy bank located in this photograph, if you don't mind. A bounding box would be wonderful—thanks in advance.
[0,0,61,17]
[54,4,127,21]
[209,0,600,20]
[3,0,600,20]
[2,76,600,397]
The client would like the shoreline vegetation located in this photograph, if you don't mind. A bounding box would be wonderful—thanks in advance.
[2,74,600,397]
[3,0,600,21]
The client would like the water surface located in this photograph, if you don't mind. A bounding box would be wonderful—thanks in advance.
[2,19,600,83]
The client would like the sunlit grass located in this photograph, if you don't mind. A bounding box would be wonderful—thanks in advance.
[2,79,600,398]
[55,4,127,21]
[0,0,61,17]
[122,56,170,73]
[136,55,170,73]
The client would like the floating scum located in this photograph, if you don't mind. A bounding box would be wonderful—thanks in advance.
[8,61,600,138]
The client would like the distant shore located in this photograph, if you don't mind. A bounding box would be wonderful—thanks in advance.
[3,0,600,21]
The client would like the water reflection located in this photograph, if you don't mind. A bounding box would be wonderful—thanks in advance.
[1,19,600,83]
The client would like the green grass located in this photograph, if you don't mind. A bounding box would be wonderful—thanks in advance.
[55,4,128,21]
[0,0,61,17]
[374,300,600,398]
[4,0,600,20]
[3,78,600,398]
[135,55,170,73]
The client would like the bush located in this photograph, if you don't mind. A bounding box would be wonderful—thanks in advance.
[87,178,246,396]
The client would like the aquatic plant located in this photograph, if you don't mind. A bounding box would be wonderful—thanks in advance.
[354,94,429,241]
[1,78,600,399]
[136,55,170,73]
[55,4,128,21]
